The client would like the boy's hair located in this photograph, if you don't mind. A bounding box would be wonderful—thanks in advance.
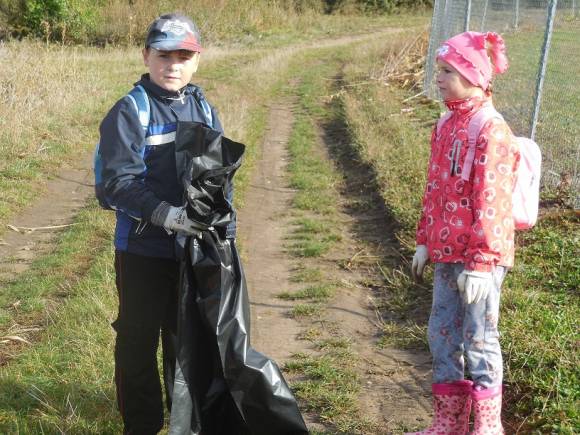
[436,31,508,91]
[145,13,202,52]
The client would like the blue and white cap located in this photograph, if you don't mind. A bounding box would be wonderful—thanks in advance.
[145,13,203,52]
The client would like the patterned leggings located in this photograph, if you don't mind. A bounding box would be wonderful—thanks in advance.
[428,263,507,388]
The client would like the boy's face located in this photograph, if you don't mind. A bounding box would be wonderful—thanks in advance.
[143,48,200,92]
[436,59,483,101]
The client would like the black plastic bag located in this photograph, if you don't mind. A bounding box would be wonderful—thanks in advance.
[169,122,308,435]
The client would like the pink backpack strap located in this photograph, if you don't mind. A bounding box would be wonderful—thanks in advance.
[436,111,453,135]
[461,105,504,181]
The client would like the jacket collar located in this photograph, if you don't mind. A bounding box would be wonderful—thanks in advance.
[136,74,198,102]
[444,95,489,115]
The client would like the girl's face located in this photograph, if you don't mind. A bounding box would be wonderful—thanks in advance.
[143,48,200,92]
[436,59,484,101]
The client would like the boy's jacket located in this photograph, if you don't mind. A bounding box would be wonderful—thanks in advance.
[416,96,520,272]
[98,75,235,259]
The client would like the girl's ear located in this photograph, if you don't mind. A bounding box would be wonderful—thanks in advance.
[191,52,201,74]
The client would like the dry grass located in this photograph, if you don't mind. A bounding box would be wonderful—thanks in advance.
[91,0,322,45]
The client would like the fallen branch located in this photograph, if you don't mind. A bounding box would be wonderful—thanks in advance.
[0,335,31,345]
[7,223,78,234]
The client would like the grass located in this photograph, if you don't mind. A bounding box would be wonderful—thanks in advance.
[0,16,430,432]
[501,213,579,432]
[499,23,580,206]
[278,283,336,301]
[337,30,580,433]
[0,203,121,433]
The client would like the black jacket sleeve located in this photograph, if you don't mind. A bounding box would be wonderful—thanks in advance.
[98,97,163,221]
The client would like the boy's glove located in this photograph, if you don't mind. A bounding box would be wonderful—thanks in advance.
[457,270,494,304]
[151,202,207,237]
[411,245,429,282]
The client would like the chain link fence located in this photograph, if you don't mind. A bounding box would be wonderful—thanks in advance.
[424,0,579,208]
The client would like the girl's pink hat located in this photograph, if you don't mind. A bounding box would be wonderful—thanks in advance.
[436,31,509,90]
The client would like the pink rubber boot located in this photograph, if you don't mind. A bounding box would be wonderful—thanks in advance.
[471,385,504,435]
[406,380,473,435]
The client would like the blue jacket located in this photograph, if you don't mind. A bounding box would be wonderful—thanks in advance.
[98,74,235,259]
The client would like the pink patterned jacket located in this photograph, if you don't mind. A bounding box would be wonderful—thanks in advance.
[416,96,520,272]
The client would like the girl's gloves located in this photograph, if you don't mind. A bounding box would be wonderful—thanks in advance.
[457,270,494,304]
[411,245,430,282]
[151,202,208,237]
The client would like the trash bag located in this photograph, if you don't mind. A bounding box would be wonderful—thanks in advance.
[169,122,308,435]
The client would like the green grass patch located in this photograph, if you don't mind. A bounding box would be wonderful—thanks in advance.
[501,213,579,432]
[0,205,114,328]
[286,351,375,433]
[290,266,324,283]
[378,321,427,350]
[278,283,336,301]
[0,205,121,433]
[290,303,323,318]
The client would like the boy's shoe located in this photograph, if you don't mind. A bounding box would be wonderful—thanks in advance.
[406,380,473,435]
[471,385,504,435]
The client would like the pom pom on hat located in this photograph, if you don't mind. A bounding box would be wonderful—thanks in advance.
[484,32,508,74]
[436,31,509,90]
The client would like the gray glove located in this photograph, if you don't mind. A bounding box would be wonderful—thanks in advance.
[457,270,494,304]
[151,202,207,237]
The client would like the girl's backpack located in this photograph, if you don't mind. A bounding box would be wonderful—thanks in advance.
[437,105,542,230]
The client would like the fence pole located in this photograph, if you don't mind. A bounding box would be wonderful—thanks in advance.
[464,0,472,31]
[424,0,443,98]
[480,0,489,31]
[513,0,520,29]
[530,0,558,140]
[443,0,453,39]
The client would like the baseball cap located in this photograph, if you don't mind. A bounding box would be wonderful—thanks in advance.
[145,13,203,52]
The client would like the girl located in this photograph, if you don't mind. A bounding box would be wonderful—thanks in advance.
[410,31,518,434]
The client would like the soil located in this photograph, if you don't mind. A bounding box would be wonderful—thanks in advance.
[238,98,433,432]
[0,153,94,283]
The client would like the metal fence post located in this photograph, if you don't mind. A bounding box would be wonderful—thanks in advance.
[514,0,520,29]
[424,0,443,97]
[443,0,453,39]
[464,0,473,31]
[530,0,558,140]
[480,0,489,31]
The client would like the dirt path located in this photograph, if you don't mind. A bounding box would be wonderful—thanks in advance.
[236,102,306,361]
[0,154,94,283]
[237,97,433,432]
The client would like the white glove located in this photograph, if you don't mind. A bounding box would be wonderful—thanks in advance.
[411,245,429,282]
[151,202,207,237]
[457,270,494,304]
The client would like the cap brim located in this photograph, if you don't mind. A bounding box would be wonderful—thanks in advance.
[149,40,203,52]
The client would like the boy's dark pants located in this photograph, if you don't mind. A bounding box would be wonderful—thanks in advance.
[113,251,180,435]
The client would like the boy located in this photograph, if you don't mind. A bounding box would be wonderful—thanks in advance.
[97,13,234,434]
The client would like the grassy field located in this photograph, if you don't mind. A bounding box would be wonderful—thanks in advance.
[0,8,578,434]
[0,13,426,433]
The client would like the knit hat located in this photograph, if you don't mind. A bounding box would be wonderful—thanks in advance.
[436,31,508,90]
[145,13,203,52]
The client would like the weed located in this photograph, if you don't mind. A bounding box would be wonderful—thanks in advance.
[278,283,336,301]
[290,303,323,318]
